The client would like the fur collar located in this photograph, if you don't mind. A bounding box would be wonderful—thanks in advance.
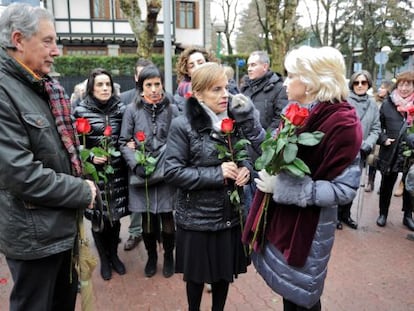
[185,96,214,132]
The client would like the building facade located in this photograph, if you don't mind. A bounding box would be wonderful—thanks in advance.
[1,0,214,56]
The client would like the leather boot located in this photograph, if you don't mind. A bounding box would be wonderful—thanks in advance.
[109,221,126,275]
[92,230,112,280]
[403,211,414,231]
[162,232,175,278]
[143,233,158,277]
[376,214,387,227]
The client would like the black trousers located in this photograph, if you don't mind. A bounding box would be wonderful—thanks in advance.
[379,172,413,216]
[6,249,78,311]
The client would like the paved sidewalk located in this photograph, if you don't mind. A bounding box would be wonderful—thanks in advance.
[1,177,414,310]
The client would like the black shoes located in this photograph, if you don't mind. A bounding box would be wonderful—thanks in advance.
[336,221,343,230]
[376,215,387,227]
[124,235,142,251]
[111,256,126,275]
[403,215,414,231]
[342,217,358,230]
[145,254,158,277]
[163,252,174,278]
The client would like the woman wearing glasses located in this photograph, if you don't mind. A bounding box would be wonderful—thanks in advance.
[337,70,381,230]
[376,71,414,230]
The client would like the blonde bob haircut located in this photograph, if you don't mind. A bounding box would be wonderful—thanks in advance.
[284,46,349,103]
[191,62,227,94]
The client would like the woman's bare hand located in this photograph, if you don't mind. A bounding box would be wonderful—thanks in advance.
[92,155,108,165]
[235,166,250,186]
[221,161,239,180]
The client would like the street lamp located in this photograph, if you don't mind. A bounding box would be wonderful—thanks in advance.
[214,22,226,59]
[375,45,391,89]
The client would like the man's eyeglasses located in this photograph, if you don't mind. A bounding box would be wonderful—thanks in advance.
[353,80,368,87]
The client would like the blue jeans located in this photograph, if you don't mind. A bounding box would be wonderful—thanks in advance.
[128,212,143,237]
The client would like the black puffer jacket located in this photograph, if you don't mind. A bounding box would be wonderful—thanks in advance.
[240,71,288,132]
[164,97,255,231]
[73,95,129,221]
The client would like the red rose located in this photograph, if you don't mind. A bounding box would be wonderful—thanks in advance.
[284,103,309,126]
[221,118,235,134]
[75,117,91,134]
[103,125,112,137]
[135,131,146,142]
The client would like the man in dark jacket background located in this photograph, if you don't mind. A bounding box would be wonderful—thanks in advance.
[0,4,96,310]
[240,50,288,134]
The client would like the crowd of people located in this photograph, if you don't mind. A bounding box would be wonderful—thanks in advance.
[1,3,414,311]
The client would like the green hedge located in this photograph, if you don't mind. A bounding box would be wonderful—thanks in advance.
[53,54,248,77]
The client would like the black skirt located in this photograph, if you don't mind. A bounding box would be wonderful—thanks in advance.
[175,225,250,283]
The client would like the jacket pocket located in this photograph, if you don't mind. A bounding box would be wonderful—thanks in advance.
[22,113,61,167]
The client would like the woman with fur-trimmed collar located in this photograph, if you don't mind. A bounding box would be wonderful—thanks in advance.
[164,62,264,311]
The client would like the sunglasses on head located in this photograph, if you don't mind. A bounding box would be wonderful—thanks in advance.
[353,80,368,86]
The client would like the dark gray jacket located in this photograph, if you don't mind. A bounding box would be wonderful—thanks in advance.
[0,48,92,260]
[241,71,288,132]
[119,96,179,213]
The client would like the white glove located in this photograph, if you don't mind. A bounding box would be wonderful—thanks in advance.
[254,169,276,194]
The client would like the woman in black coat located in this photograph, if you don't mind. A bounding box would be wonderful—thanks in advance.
[164,63,264,311]
[376,70,414,230]
[73,68,129,280]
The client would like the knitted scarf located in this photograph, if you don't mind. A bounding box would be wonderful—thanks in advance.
[392,89,414,125]
[44,77,83,177]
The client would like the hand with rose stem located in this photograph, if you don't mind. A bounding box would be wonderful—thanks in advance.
[92,156,108,165]
[221,162,250,186]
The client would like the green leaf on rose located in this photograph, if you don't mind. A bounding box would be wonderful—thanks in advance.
[283,142,298,163]
[255,146,275,170]
[293,157,311,174]
[230,189,241,204]
[234,139,251,151]
[298,131,325,146]
[281,163,306,178]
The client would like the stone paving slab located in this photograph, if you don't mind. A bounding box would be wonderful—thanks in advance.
[1,176,414,310]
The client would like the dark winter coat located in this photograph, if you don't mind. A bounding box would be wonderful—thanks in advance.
[377,95,408,174]
[119,95,179,213]
[164,97,256,232]
[0,48,92,260]
[73,95,129,221]
[240,71,288,132]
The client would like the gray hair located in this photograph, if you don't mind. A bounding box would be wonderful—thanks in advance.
[284,45,349,103]
[249,51,270,64]
[0,3,54,49]
[349,70,373,89]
